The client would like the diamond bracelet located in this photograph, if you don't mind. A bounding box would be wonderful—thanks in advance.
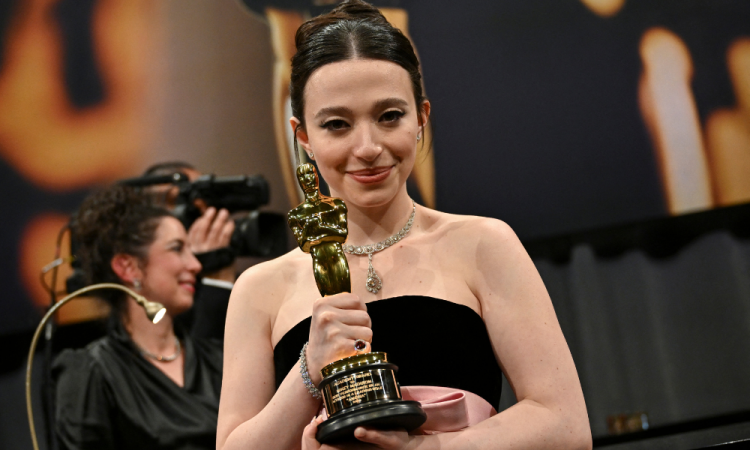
[299,342,322,400]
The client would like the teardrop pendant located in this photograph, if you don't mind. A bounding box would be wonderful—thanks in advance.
[365,253,382,293]
[342,200,415,294]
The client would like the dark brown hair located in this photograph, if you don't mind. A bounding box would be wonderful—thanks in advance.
[290,0,426,128]
[72,185,171,317]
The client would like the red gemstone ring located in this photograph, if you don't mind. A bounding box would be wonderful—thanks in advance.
[354,339,368,353]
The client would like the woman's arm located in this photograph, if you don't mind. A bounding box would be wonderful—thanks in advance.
[216,262,317,450]
[217,259,373,450]
[466,218,591,448]
[351,218,592,450]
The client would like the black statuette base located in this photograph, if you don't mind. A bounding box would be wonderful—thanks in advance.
[316,400,426,444]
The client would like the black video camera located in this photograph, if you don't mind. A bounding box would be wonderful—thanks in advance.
[120,172,288,259]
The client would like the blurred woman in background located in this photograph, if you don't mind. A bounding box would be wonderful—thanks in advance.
[53,185,223,450]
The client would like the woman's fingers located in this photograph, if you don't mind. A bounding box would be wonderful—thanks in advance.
[207,208,233,247]
[305,421,409,450]
[187,207,213,245]
[307,293,374,377]
[301,416,324,450]
[311,294,371,335]
[346,326,373,345]
[219,213,235,243]
[321,325,373,353]
[316,308,372,329]
[353,427,410,449]
[313,292,367,312]
[187,207,234,252]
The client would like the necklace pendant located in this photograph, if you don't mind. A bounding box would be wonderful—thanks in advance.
[366,265,382,294]
[343,200,416,294]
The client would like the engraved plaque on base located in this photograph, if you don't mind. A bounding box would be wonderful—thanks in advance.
[316,352,426,443]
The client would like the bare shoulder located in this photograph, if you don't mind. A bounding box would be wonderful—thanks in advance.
[417,208,531,298]
[230,248,309,318]
[419,207,520,254]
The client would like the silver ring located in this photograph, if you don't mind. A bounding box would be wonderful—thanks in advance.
[354,339,368,353]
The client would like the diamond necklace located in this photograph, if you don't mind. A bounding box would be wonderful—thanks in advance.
[136,337,181,362]
[342,200,416,294]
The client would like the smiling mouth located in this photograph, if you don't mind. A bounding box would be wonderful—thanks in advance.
[347,166,392,184]
[180,282,195,293]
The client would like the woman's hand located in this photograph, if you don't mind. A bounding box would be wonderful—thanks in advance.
[301,416,325,450]
[351,427,411,449]
[188,207,234,254]
[306,293,372,384]
[302,417,411,450]
[188,207,236,282]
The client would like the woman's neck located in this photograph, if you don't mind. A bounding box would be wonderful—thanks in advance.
[123,297,177,354]
[343,192,416,245]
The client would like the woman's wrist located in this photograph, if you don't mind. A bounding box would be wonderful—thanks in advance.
[304,342,326,385]
[299,342,322,399]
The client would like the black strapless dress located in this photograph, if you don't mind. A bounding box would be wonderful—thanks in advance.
[273,296,503,408]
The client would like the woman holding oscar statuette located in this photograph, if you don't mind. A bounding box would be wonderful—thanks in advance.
[217,1,592,449]
[53,186,223,450]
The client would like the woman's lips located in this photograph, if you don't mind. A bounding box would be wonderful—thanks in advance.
[180,282,195,294]
[347,166,392,184]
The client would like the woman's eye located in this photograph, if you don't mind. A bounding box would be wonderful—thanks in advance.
[380,110,405,123]
[322,119,348,131]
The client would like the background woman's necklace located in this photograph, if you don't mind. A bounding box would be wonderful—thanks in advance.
[137,337,181,362]
[343,200,416,294]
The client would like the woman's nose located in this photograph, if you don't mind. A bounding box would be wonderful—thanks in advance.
[352,124,383,161]
[187,251,202,274]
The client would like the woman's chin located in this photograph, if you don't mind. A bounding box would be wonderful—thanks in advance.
[163,298,194,318]
[346,190,407,210]
[336,180,398,204]
[177,300,195,316]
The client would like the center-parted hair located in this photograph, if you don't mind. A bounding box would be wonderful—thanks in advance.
[290,0,425,127]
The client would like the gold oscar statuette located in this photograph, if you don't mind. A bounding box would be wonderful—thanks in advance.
[288,163,426,443]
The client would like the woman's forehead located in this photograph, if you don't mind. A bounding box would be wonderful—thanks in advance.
[153,216,186,241]
[304,59,414,111]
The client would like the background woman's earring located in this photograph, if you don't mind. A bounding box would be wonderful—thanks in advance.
[416,133,421,141]
[308,152,315,160]
[133,279,142,291]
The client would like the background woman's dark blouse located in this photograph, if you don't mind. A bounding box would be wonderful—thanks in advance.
[53,323,223,450]
[273,296,504,408]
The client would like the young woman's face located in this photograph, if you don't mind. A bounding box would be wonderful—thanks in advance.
[295,58,429,208]
[140,217,201,316]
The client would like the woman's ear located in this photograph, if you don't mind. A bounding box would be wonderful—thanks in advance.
[111,254,142,286]
[418,100,431,132]
[289,117,312,153]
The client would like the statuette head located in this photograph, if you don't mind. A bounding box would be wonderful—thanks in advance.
[296,163,319,193]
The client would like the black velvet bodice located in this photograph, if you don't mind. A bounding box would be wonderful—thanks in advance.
[273,296,503,408]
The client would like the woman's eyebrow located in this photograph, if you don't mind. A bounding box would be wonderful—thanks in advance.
[314,106,354,120]
[373,97,409,110]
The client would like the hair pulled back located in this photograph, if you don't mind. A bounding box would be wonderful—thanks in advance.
[72,185,171,318]
[290,0,425,127]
